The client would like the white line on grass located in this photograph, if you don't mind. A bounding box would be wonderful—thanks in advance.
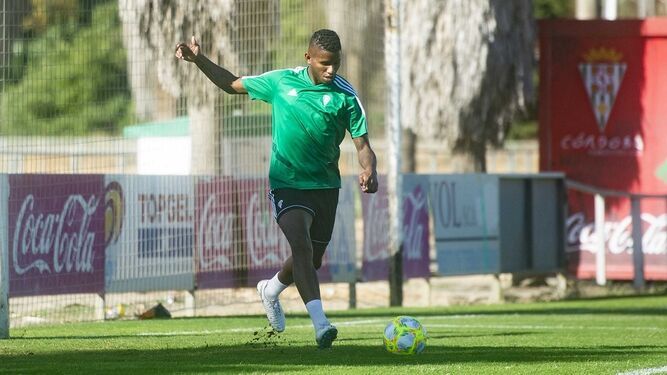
[134,317,666,337]
[424,323,667,331]
[617,365,667,375]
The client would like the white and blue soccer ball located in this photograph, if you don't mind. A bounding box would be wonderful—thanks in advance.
[383,315,427,355]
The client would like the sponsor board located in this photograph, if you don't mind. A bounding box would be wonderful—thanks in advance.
[104,175,194,293]
[8,175,106,296]
[540,20,667,280]
[195,177,238,289]
[429,174,499,275]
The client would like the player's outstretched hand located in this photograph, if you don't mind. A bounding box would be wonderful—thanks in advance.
[175,36,200,62]
[359,170,378,193]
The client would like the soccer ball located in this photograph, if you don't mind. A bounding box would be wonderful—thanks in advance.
[383,315,427,355]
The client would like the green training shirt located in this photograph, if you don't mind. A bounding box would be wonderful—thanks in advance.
[242,66,368,190]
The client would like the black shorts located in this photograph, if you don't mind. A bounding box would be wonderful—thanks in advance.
[268,188,339,245]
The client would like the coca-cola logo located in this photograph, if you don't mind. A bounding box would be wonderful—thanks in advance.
[363,193,389,261]
[403,185,427,260]
[246,192,288,266]
[13,194,99,275]
[567,212,666,255]
[198,194,234,270]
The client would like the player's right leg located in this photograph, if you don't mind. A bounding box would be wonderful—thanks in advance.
[278,209,337,348]
[257,240,326,332]
[257,275,287,332]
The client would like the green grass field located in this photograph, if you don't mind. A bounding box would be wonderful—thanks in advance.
[1,295,666,374]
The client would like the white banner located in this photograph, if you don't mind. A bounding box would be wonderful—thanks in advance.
[105,175,195,293]
[429,174,500,275]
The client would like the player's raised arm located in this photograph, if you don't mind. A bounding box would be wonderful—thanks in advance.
[353,134,378,193]
[175,36,247,95]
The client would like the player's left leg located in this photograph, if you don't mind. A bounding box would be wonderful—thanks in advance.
[277,207,337,348]
[302,189,339,348]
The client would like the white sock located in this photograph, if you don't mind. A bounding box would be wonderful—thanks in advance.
[305,299,330,330]
[264,272,288,300]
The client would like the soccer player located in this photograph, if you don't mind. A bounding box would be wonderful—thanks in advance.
[175,29,378,349]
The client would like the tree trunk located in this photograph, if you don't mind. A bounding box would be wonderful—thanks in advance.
[400,0,534,172]
[189,98,217,175]
[120,0,274,176]
[401,128,417,173]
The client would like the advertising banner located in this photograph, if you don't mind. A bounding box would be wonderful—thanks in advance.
[239,178,290,286]
[8,175,106,296]
[429,174,499,275]
[402,174,431,279]
[361,174,431,281]
[361,175,389,281]
[320,176,357,283]
[194,177,238,289]
[104,175,194,292]
[1,174,9,335]
[539,20,667,280]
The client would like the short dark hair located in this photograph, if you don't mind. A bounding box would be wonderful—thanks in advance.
[309,29,341,53]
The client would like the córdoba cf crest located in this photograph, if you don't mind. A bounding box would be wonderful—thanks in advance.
[578,48,626,133]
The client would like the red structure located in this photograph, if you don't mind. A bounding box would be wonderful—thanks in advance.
[539,19,667,280]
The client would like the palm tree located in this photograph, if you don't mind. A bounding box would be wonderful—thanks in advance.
[119,0,275,175]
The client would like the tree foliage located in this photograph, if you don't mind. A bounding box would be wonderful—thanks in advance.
[533,0,574,19]
[22,0,80,34]
[1,1,131,136]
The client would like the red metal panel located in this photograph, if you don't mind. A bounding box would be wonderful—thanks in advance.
[539,20,667,280]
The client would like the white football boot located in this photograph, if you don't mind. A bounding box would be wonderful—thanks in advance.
[257,279,286,332]
[315,324,338,349]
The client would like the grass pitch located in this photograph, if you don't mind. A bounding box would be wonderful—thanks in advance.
[1,295,666,374]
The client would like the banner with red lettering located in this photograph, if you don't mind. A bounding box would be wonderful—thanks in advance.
[539,20,667,280]
[8,175,106,297]
[402,174,430,279]
[104,176,195,292]
[194,177,239,289]
[361,175,431,281]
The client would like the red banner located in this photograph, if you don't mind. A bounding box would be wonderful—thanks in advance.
[8,175,106,296]
[194,177,238,289]
[238,178,290,285]
[539,20,667,280]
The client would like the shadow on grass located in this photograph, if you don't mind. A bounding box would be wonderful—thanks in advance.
[155,294,667,321]
[7,330,537,342]
[2,342,666,374]
[323,294,667,319]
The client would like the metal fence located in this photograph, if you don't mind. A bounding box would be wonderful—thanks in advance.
[0,0,542,332]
